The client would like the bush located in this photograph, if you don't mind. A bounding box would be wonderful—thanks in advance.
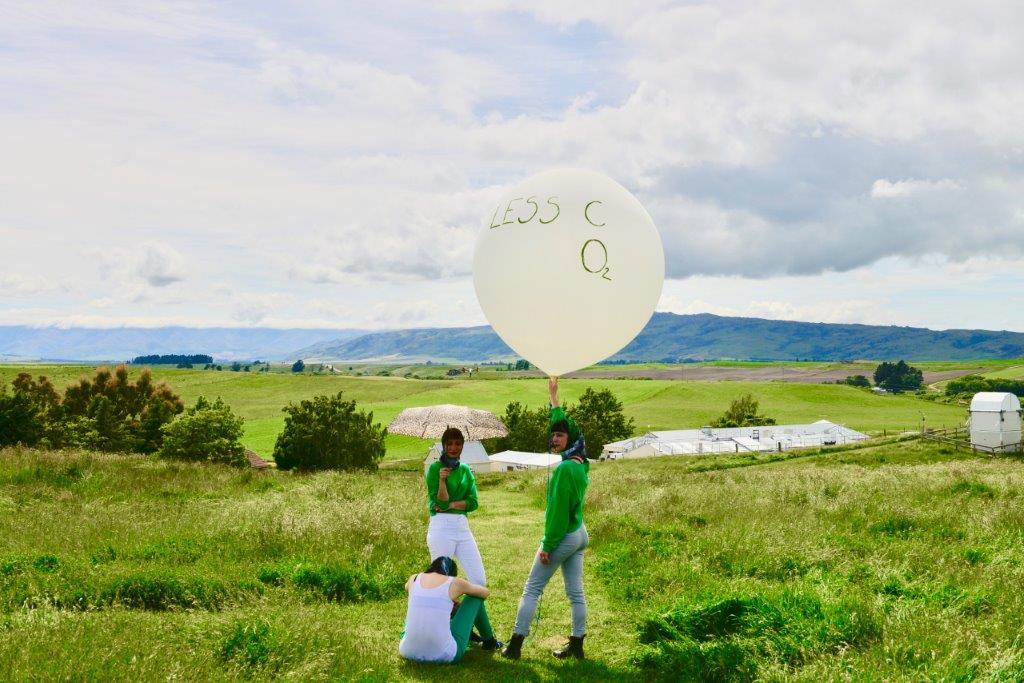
[219,620,276,669]
[272,392,385,471]
[485,401,549,453]
[945,374,1024,398]
[291,360,305,373]
[0,384,47,447]
[845,374,871,387]
[56,366,184,452]
[486,387,634,455]
[99,573,229,610]
[158,397,247,466]
[568,387,635,452]
[711,394,776,428]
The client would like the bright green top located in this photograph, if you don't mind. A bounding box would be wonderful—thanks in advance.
[542,405,589,552]
[425,460,479,516]
[542,457,589,552]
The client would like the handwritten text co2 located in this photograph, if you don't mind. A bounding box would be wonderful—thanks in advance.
[489,196,611,281]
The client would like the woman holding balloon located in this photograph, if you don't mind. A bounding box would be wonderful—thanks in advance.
[502,377,590,660]
[473,168,665,661]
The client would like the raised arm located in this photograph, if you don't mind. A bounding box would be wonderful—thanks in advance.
[450,576,489,601]
[549,376,559,407]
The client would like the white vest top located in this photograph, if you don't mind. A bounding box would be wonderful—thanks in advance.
[398,575,458,663]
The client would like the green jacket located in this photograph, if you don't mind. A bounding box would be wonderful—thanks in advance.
[542,457,589,552]
[542,406,588,551]
[425,460,479,516]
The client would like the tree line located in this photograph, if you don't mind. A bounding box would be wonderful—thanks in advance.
[131,354,213,366]
[0,367,386,471]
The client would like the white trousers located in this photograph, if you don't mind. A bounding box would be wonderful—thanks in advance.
[427,513,487,586]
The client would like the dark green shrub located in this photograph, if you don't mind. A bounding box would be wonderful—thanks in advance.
[99,573,228,610]
[57,366,183,452]
[158,397,246,466]
[0,374,58,447]
[290,563,403,603]
[272,392,385,471]
[568,387,635,453]
[219,620,275,668]
[486,387,635,455]
[32,554,61,572]
[484,401,549,453]
[636,591,881,680]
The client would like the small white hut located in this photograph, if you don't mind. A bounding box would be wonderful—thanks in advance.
[424,441,493,474]
[488,450,561,472]
[969,392,1022,452]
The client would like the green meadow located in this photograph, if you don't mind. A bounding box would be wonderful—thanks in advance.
[2,438,1023,680]
[0,365,970,461]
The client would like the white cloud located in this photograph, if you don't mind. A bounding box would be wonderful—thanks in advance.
[137,242,187,287]
[2,1,1024,332]
[871,178,962,198]
[0,273,62,297]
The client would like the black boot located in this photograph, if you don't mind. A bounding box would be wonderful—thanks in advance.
[552,635,585,660]
[481,636,504,652]
[501,634,524,659]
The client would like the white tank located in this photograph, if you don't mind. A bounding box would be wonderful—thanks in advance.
[969,392,1022,452]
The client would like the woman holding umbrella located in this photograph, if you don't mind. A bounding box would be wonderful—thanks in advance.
[424,426,487,586]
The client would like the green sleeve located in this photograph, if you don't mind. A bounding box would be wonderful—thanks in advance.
[424,462,445,513]
[541,465,573,552]
[463,468,479,513]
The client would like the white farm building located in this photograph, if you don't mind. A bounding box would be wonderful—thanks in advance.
[489,451,562,472]
[969,392,1022,453]
[601,420,869,460]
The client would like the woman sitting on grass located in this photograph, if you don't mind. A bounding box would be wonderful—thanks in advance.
[398,556,502,663]
[424,427,487,587]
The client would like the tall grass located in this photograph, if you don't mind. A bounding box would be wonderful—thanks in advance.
[2,438,1023,679]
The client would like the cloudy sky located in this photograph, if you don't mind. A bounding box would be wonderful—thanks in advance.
[2,1,1023,331]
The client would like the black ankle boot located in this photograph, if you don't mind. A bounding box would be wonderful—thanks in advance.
[501,634,524,659]
[552,635,585,659]
[481,637,504,652]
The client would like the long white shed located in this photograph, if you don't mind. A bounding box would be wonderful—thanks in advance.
[969,392,1022,452]
[488,451,561,472]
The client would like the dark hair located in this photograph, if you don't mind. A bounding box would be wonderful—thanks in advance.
[550,420,571,435]
[426,556,458,577]
[441,427,465,445]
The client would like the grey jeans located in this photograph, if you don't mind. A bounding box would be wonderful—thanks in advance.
[513,524,588,637]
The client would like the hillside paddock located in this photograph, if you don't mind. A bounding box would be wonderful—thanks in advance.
[0,365,971,461]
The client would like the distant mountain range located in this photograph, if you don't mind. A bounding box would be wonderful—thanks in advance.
[292,313,1024,362]
[0,326,367,362]
[3,314,1023,364]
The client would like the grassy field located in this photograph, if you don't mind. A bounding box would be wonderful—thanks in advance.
[978,365,1024,381]
[0,365,969,462]
[1,438,1023,680]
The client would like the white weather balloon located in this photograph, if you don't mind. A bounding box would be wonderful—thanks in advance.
[473,169,665,376]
